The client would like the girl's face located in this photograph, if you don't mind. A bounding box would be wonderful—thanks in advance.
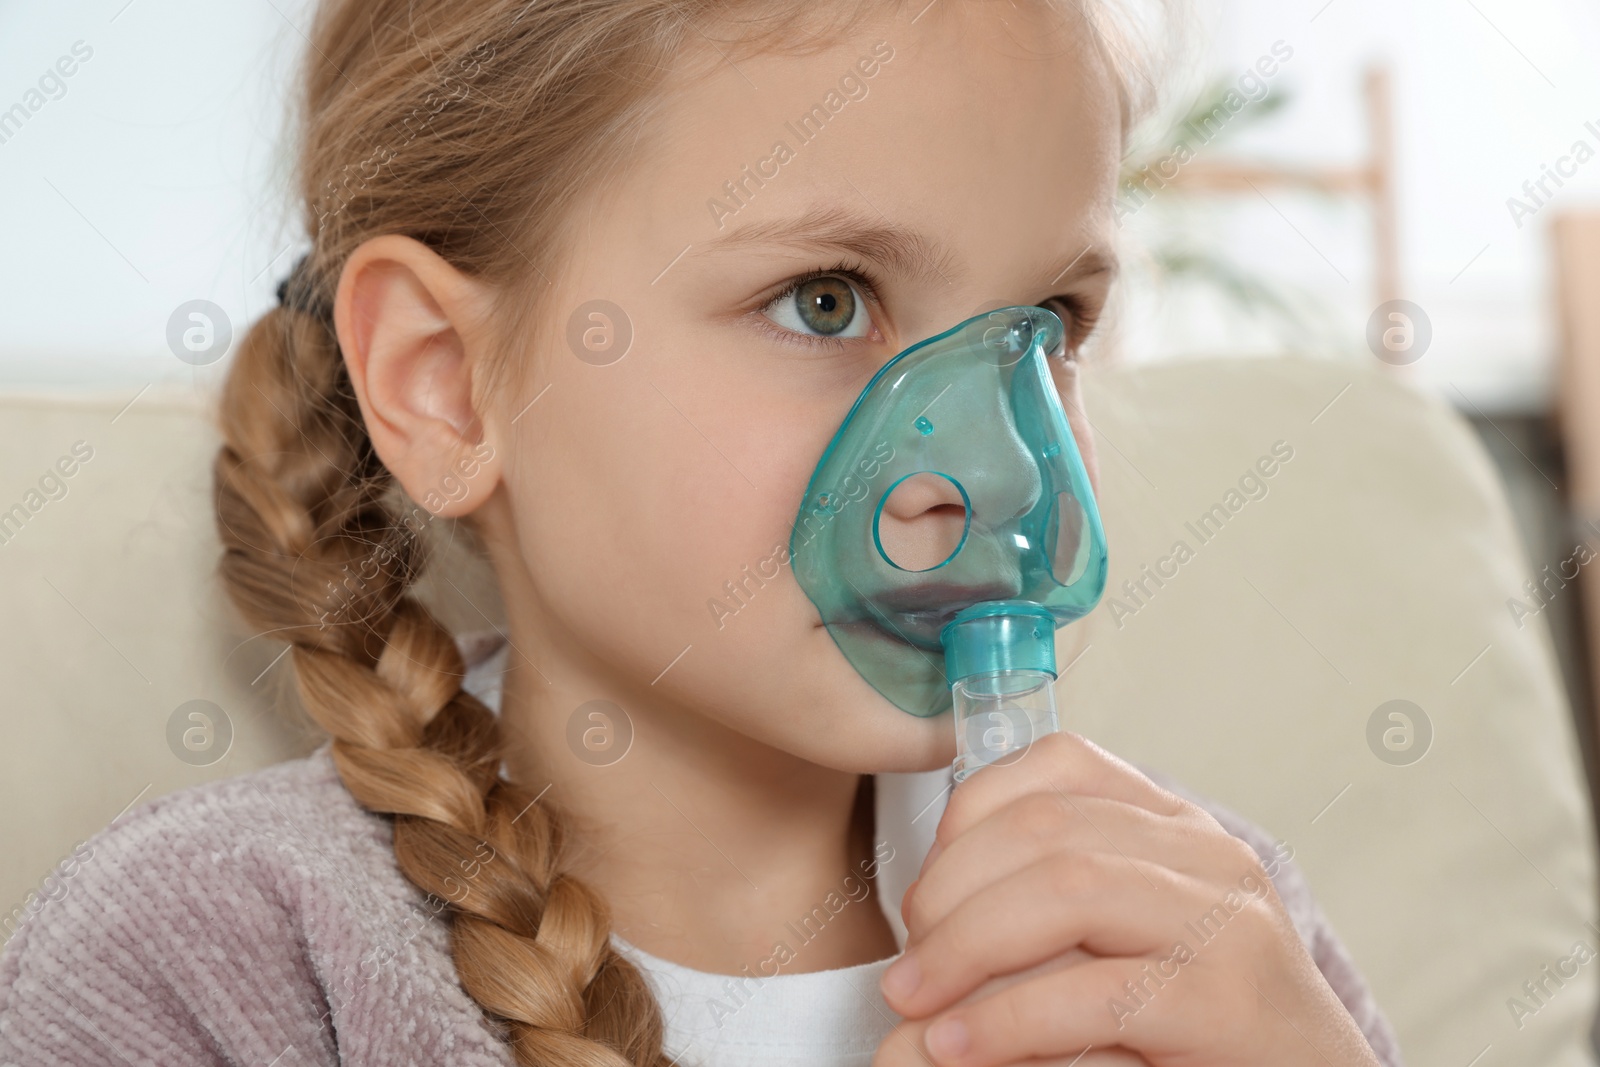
[482,0,1119,774]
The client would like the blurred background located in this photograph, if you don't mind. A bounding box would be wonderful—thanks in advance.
[6,0,1600,1062]
[1112,7,1600,1057]
[1099,0,1600,832]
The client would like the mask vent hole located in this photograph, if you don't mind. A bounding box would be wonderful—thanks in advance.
[874,471,971,572]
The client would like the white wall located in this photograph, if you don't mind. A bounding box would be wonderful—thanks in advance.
[0,0,310,392]
[2,0,1598,410]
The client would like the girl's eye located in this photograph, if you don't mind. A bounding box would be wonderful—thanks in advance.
[763,275,872,340]
[1038,296,1100,357]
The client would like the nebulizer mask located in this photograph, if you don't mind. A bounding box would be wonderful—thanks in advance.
[789,305,1108,781]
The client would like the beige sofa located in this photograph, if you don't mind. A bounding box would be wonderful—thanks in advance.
[0,356,1594,1066]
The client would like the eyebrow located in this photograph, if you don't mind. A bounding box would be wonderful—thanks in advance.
[694,205,964,288]
[696,203,1118,293]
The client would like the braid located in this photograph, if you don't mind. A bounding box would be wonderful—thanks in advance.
[212,297,670,1065]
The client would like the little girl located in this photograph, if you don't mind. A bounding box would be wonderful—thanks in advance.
[0,0,1405,1064]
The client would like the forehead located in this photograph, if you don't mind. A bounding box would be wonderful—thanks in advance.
[598,0,1122,289]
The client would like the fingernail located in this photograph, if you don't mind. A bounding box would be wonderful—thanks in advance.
[880,951,920,1001]
[925,1016,969,1061]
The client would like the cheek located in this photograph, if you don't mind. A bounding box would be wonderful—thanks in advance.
[1072,414,1099,500]
[504,369,820,657]
[1051,365,1099,499]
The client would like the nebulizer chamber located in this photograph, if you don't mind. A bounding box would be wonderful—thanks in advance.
[789,305,1107,781]
[942,600,1062,781]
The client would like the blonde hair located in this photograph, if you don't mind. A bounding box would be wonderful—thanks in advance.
[212,1,1155,1062]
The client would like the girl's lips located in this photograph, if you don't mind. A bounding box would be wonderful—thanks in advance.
[857,580,1021,648]
[870,580,1021,615]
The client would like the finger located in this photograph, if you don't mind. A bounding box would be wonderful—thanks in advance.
[874,1016,1148,1067]
[917,947,1374,1067]
[908,792,1210,938]
[1015,1051,1148,1067]
[871,1016,933,1067]
[887,850,1198,1018]
[931,731,1190,877]
[914,955,1191,1067]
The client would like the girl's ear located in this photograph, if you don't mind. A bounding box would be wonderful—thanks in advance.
[334,235,503,518]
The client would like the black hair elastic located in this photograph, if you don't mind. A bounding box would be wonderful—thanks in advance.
[274,253,336,325]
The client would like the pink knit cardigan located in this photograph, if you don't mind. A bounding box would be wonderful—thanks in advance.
[0,744,1404,1065]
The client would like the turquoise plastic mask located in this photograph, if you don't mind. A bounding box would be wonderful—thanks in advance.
[789,305,1108,718]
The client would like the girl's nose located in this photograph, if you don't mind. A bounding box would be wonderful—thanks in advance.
[876,471,970,572]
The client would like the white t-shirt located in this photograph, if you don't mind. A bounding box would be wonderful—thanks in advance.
[609,935,904,1066]
[462,633,952,1066]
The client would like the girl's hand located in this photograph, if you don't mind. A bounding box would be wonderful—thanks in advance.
[871,731,1382,1067]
